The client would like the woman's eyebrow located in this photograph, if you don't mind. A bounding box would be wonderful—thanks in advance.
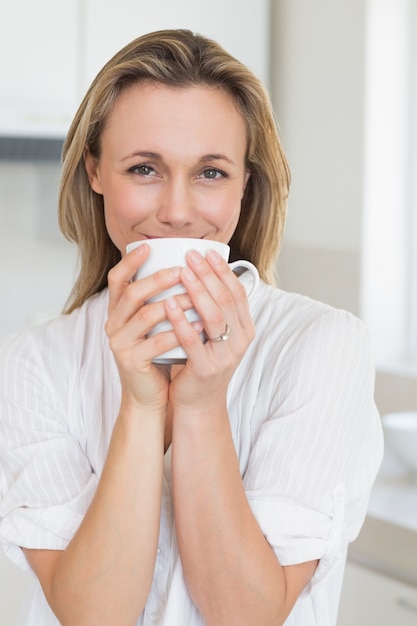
[121,150,161,162]
[121,150,236,166]
[200,153,236,166]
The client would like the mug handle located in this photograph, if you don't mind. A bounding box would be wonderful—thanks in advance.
[228,260,259,296]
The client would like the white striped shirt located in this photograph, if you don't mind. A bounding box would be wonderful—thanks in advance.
[0,282,383,625]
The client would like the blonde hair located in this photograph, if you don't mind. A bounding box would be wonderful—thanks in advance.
[59,29,290,313]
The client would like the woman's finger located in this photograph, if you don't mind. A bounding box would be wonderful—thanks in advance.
[107,292,194,349]
[180,249,252,342]
[107,243,150,311]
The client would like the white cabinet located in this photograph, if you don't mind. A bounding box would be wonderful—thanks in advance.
[0,1,78,103]
[337,561,417,626]
[0,0,269,138]
[0,1,79,136]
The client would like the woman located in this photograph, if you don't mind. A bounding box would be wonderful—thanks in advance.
[0,29,383,625]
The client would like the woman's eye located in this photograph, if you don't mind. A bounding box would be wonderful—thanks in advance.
[201,168,226,180]
[129,164,155,176]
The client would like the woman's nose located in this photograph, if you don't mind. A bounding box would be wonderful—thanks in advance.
[156,179,195,229]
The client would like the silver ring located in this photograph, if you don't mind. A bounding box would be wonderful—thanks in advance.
[210,323,230,342]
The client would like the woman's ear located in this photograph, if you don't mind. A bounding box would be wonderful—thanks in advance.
[84,148,103,195]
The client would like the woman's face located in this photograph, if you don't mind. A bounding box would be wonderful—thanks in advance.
[85,82,250,254]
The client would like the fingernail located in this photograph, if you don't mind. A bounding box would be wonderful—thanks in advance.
[183,267,196,281]
[207,249,222,263]
[188,250,203,263]
[170,266,181,278]
[131,242,148,256]
[193,321,204,333]
[166,297,178,310]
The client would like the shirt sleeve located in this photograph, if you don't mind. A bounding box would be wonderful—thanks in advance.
[0,329,98,571]
[243,309,384,590]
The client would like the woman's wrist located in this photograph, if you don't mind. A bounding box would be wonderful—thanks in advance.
[119,394,168,426]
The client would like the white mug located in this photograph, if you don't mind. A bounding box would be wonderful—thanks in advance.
[126,238,259,364]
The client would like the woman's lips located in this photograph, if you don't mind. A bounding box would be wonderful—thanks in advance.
[143,235,208,239]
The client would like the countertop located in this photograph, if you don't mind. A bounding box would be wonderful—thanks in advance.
[347,449,417,587]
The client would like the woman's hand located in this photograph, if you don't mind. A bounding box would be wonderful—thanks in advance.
[105,243,193,412]
[165,248,255,413]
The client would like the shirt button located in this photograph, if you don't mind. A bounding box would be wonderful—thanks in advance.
[157,546,161,556]
[150,612,158,623]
